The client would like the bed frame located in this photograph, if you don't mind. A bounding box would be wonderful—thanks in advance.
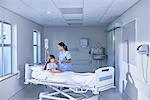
[24,64,115,100]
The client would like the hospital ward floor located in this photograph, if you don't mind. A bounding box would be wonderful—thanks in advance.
[10,85,131,100]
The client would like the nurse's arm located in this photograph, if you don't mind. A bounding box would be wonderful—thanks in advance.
[63,59,72,63]
[55,59,59,64]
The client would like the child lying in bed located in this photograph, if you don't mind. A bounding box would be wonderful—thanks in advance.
[44,55,62,73]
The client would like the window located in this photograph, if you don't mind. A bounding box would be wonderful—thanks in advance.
[33,30,41,64]
[0,22,12,77]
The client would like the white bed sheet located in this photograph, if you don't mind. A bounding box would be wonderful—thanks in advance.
[31,66,95,87]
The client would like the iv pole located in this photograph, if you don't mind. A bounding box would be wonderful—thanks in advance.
[44,39,49,63]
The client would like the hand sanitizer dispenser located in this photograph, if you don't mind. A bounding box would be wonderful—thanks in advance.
[137,44,149,55]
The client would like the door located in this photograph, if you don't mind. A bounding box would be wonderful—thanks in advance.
[115,28,122,91]
[107,30,115,66]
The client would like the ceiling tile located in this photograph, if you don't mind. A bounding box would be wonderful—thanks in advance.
[99,0,140,25]
[20,0,67,26]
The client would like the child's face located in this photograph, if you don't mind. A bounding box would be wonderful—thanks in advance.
[48,56,55,62]
[48,56,53,60]
[48,56,54,60]
[50,59,55,63]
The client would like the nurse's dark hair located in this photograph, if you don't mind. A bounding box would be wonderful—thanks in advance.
[58,42,68,51]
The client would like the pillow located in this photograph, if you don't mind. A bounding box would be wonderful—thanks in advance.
[30,66,43,71]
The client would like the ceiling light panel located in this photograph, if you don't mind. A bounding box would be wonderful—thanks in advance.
[68,23,83,26]
[66,19,83,23]
[53,0,83,8]
[59,8,83,14]
[64,14,82,20]
[66,19,83,21]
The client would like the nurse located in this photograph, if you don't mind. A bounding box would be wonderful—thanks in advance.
[57,42,72,72]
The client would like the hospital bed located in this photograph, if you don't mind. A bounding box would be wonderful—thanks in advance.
[24,64,115,100]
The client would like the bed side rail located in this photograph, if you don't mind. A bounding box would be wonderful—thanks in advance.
[24,63,32,84]
[94,67,115,91]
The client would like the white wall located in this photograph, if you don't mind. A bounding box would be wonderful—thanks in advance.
[0,7,43,100]
[109,0,150,100]
[42,27,107,72]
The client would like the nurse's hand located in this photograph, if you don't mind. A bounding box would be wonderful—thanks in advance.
[55,59,60,64]
[58,60,63,64]
[54,60,58,64]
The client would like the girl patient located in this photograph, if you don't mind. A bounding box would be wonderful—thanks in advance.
[44,55,62,73]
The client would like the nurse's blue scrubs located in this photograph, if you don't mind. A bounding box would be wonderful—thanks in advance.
[58,51,72,71]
